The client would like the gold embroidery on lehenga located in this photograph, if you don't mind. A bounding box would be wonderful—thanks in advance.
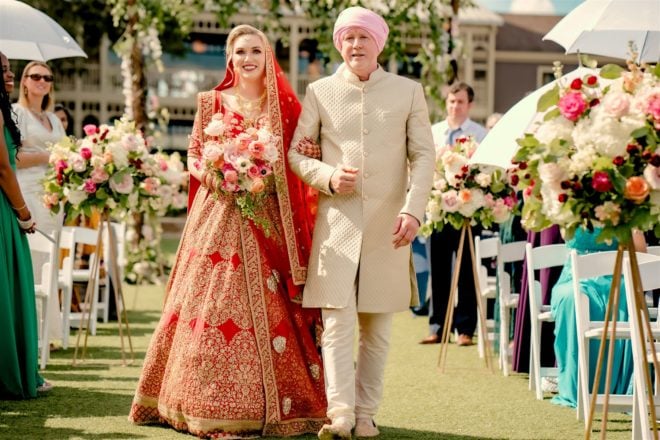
[309,364,321,381]
[282,397,292,415]
[272,335,287,354]
[266,269,280,293]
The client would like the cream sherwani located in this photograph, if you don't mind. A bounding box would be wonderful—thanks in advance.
[289,64,435,313]
[288,64,434,424]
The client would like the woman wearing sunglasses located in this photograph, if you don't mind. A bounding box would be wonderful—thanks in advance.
[13,61,65,345]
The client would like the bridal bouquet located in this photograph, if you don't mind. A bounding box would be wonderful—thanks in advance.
[43,118,151,218]
[200,112,280,232]
[510,62,660,242]
[421,136,518,234]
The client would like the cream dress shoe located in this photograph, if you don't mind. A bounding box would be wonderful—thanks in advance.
[318,416,353,440]
[354,418,379,438]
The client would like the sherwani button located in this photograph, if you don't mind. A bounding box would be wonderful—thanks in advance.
[363,129,369,135]
[364,173,369,178]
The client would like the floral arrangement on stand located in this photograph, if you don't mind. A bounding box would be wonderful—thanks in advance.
[510,62,660,243]
[124,151,188,284]
[44,118,189,284]
[420,136,518,235]
[200,112,280,234]
[44,118,151,217]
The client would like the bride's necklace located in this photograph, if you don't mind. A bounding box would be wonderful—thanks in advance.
[234,87,266,121]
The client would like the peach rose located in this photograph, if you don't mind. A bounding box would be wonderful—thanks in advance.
[623,176,650,204]
[250,178,265,193]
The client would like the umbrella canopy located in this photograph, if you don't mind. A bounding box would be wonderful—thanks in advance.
[469,66,598,169]
[0,0,87,61]
[543,0,660,63]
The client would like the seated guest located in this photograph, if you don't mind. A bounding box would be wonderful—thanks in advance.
[550,227,646,407]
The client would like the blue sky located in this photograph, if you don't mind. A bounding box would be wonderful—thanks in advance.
[476,0,585,15]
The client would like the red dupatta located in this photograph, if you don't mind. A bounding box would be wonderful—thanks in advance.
[187,35,316,288]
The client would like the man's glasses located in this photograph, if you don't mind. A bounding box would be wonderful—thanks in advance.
[27,73,54,82]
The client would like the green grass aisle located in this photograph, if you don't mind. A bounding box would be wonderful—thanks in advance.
[0,276,633,439]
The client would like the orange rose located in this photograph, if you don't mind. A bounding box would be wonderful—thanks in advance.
[250,178,265,194]
[623,176,650,204]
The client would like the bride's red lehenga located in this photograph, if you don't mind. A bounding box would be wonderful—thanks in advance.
[128,39,327,439]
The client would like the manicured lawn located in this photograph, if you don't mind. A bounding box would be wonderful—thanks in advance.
[0,238,633,439]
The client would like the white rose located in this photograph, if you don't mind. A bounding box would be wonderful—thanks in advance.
[108,142,129,168]
[644,164,660,190]
[67,189,88,207]
[532,115,574,145]
[602,91,630,118]
[440,189,460,213]
[538,162,567,186]
[70,153,87,173]
[203,119,226,137]
[475,172,492,188]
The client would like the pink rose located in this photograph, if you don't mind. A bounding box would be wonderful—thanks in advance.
[55,160,68,174]
[83,124,98,136]
[90,167,109,183]
[159,159,168,171]
[558,92,587,121]
[223,169,238,184]
[83,179,97,194]
[645,92,660,123]
[591,171,613,192]
[143,177,160,195]
[221,180,239,192]
[247,165,261,179]
[248,141,265,159]
[80,147,92,160]
[109,173,134,194]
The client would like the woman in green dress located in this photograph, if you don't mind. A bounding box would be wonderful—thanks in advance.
[0,51,50,399]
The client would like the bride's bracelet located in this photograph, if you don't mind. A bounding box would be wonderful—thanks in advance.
[17,216,35,230]
[11,203,26,212]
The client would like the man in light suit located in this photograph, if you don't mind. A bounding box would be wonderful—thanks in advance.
[288,6,435,439]
[419,82,488,346]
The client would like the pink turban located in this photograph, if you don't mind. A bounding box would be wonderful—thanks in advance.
[332,7,389,53]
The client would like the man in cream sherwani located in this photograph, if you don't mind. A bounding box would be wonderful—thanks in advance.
[288,7,435,439]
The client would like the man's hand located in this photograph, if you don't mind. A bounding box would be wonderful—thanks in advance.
[392,213,420,249]
[330,166,359,194]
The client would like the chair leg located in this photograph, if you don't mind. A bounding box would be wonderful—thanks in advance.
[61,284,72,350]
[477,308,485,358]
[530,319,543,400]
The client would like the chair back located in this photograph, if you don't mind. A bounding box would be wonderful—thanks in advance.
[526,243,568,320]
[475,236,499,295]
[27,230,59,370]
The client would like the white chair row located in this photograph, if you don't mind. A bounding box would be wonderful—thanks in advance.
[474,235,527,375]
[27,222,127,367]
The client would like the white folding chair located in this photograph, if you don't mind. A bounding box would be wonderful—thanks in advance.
[27,231,59,370]
[647,246,660,257]
[526,242,568,399]
[496,240,527,376]
[623,257,660,440]
[59,226,101,349]
[571,250,659,424]
[475,235,499,359]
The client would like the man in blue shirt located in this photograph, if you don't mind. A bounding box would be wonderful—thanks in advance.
[420,82,487,346]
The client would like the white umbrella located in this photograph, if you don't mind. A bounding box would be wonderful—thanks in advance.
[0,0,87,61]
[543,0,660,63]
[469,66,598,169]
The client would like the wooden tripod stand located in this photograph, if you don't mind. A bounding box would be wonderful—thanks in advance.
[72,213,134,366]
[584,243,659,439]
[438,220,495,373]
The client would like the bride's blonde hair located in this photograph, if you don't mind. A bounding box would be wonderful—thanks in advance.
[226,25,267,66]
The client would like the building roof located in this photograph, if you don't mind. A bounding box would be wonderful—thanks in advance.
[458,5,505,26]
[496,13,564,51]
